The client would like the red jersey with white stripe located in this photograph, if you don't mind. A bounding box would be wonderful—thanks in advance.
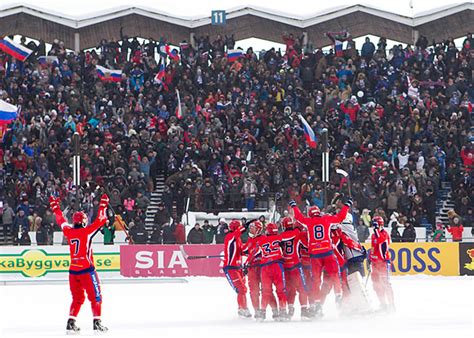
[292,205,349,255]
[298,231,310,266]
[224,228,245,267]
[280,229,302,268]
[370,229,391,262]
[252,234,283,265]
[243,235,262,264]
[53,207,107,273]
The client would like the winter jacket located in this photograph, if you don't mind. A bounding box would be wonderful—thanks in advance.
[402,226,416,242]
[187,228,204,244]
[447,225,464,242]
[432,229,446,242]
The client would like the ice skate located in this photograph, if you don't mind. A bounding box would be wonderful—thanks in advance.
[255,309,266,322]
[93,319,108,334]
[278,309,290,322]
[287,304,295,319]
[271,308,279,321]
[301,307,312,321]
[66,318,80,335]
[238,308,252,319]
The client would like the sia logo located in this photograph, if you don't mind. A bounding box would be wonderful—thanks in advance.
[465,249,474,271]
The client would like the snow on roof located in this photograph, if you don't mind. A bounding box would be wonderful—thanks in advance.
[0,2,472,29]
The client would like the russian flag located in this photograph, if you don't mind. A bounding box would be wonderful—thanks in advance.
[160,44,180,62]
[38,56,59,66]
[335,40,343,57]
[96,65,122,82]
[0,37,33,62]
[154,62,166,84]
[227,49,244,62]
[298,114,317,149]
[0,99,18,122]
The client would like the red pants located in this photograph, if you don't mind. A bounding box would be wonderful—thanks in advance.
[261,262,287,311]
[310,252,342,303]
[224,267,248,310]
[284,264,308,307]
[69,269,102,319]
[302,264,314,305]
[320,265,348,304]
[247,267,277,311]
[371,260,394,306]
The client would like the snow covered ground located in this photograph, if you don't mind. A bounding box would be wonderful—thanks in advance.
[0,276,472,338]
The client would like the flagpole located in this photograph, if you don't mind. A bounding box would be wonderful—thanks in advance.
[321,128,329,209]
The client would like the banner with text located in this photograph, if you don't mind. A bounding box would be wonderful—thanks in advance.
[120,245,224,277]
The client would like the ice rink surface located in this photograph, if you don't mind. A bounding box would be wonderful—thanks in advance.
[0,276,472,338]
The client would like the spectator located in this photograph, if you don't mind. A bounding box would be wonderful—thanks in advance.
[361,37,375,59]
[202,220,216,244]
[101,220,116,245]
[2,202,15,242]
[356,218,370,243]
[18,229,31,246]
[402,221,417,242]
[129,221,148,244]
[390,222,403,243]
[174,222,186,244]
[149,225,162,244]
[12,210,28,243]
[446,216,464,242]
[36,222,50,245]
[187,223,204,244]
[215,218,228,244]
[162,222,177,244]
[432,223,446,242]
[153,202,169,228]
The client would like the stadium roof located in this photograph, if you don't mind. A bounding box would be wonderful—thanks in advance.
[0,2,473,49]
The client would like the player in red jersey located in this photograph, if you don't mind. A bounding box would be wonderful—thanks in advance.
[223,219,251,318]
[297,224,314,312]
[248,223,288,321]
[290,198,352,317]
[49,194,109,334]
[280,217,310,320]
[242,221,278,320]
[369,216,395,312]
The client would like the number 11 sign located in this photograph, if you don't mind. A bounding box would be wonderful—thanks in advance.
[211,10,226,25]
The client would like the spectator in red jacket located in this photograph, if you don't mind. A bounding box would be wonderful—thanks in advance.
[446,217,464,242]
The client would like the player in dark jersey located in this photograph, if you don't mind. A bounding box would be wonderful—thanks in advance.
[49,193,109,334]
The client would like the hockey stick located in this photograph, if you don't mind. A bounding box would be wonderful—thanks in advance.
[179,245,223,260]
[336,168,352,198]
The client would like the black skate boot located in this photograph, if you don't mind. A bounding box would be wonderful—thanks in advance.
[255,309,266,322]
[66,318,80,335]
[238,308,252,319]
[287,304,295,319]
[278,309,290,322]
[309,302,323,319]
[301,307,312,321]
[271,308,279,321]
[93,319,108,334]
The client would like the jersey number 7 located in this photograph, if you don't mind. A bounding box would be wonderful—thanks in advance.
[71,239,80,255]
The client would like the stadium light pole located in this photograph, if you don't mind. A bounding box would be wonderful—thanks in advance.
[321,128,329,208]
[72,132,80,211]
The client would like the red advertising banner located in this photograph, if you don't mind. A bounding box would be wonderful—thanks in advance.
[120,245,224,277]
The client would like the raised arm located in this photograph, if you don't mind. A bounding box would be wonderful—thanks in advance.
[289,200,311,225]
[325,198,353,224]
[49,196,70,230]
[86,194,109,234]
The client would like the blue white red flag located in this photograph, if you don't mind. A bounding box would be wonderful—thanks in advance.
[0,37,33,62]
[335,40,344,57]
[227,49,244,62]
[154,62,166,84]
[0,99,18,122]
[96,65,122,82]
[298,114,317,149]
[38,56,59,66]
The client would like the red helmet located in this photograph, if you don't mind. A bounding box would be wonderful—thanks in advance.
[266,223,279,235]
[372,216,384,228]
[72,211,88,226]
[229,220,242,232]
[308,206,321,217]
[281,217,294,229]
[249,221,263,237]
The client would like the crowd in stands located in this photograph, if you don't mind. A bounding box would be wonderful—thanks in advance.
[0,30,473,245]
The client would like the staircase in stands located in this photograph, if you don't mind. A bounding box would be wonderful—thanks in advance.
[435,181,455,228]
[144,174,166,232]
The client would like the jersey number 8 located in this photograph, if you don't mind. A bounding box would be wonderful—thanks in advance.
[314,225,324,240]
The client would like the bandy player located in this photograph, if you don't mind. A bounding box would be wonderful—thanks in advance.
[290,198,351,317]
[49,194,110,334]
[369,216,395,312]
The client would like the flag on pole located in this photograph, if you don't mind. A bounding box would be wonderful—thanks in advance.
[96,65,122,82]
[298,114,317,148]
[0,37,33,62]
[227,49,244,62]
[335,40,344,57]
[336,168,349,177]
[154,62,166,84]
[160,44,180,61]
[0,99,19,122]
[175,89,183,119]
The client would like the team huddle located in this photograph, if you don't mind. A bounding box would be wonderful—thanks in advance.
[223,198,395,321]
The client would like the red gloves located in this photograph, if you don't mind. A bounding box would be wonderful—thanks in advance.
[99,194,109,209]
[49,196,60,212]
